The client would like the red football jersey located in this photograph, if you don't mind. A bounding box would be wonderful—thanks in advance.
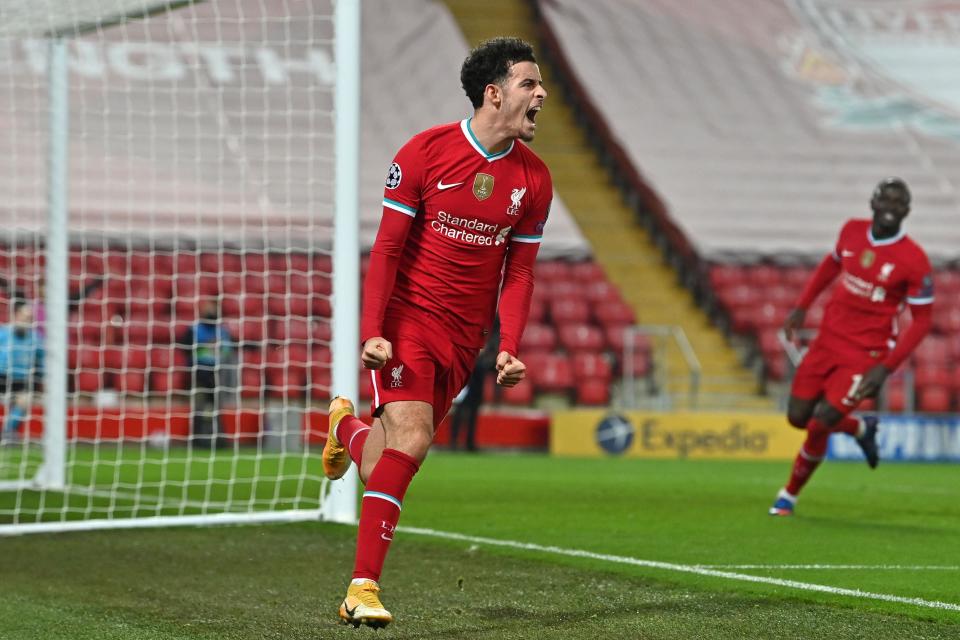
[362,119,553,350]
[818,219,933,354]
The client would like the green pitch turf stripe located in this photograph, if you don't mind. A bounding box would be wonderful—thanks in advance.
[399,525,960,613]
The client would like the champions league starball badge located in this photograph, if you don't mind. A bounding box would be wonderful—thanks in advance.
[385,162,402,189]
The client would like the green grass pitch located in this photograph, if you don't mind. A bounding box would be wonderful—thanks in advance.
[1,449,958,639]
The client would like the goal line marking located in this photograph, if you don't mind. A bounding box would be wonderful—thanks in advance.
[398,526,960,613]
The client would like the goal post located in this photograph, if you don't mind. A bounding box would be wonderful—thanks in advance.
[0,0,359,533]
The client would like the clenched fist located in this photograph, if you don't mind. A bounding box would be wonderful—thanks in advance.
[361,337,393,370]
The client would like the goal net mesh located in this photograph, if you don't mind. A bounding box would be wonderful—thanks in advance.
[0,0,350,531]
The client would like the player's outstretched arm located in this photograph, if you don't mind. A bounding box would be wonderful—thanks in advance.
[495,351,526,387]
[361,337,393,370]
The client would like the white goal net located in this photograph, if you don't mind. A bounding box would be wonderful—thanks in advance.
[0,0,359,534]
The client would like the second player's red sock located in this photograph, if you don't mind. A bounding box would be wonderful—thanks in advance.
[831,415,863,437]
[352,448,420,582]
[785,419,830,496]
[336,415,371,466]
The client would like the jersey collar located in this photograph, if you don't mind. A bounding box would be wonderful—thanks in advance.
[461,118,515,162]
[867,224,906,246]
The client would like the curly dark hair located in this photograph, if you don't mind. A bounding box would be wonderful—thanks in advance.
[460,37,537,108]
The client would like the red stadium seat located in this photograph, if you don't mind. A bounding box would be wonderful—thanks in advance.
[549,298,590,324]
[604,325,652,357]
[557,323,605,354]
[913,337,951,368]
[527,353,574,394]
[708,264,747,290]
[309,363,332,400]
[749,265,783,287]
[583,280,622,304]
[534,261,572,283]
[884,383,906,413]
[572,352,613,381]
[594,299,636,328]
[569,261,606,283]
[918,385,951,413]
[576,379,610,405]
[526,296,547,323]
[264,345,308,399]
[500,381,534,406]
[914,366,952,390]
[519,323,557,352]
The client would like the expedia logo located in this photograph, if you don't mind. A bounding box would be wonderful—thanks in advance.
[639,420,769,458]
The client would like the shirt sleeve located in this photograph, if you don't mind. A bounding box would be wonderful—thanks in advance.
[498,168,553,356]
[360,136,425,343]
[905,253,935,306]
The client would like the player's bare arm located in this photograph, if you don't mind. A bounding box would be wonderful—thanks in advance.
[495,351,526,387]
[782,309,806,341]
[361,337,393,370]
[852,363,891,401]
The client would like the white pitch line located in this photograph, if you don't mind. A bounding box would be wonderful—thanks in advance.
[398,526,960,613]
[700,564,960,571]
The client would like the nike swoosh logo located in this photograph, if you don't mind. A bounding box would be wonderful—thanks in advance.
[343,602,358,618]
[841,250,855,257]
[437,180,464,190]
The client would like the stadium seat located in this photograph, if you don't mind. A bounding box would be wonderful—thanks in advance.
[569,260,606,283]
[499,380,534,406]
[309,363,332,400]
[264,345,308,399]
[593,298,636,328]
[913,337,951,368]
[519,323,557,352]
[557,323,605,354]
[604,325,652,356]
[708,264,747,290]
[534,260,572,283]
[918,385,952,413]
[576,379,610,405]
[572,352,613,381]
[749,265,783,287]
[884,383,906,413]
[149,347,187,394]
[526,296,547,324]
[238,349,265,399]
[582,280,621,304]
[527,353,574,394]
[549,298,590,324]
[914,366,952,390]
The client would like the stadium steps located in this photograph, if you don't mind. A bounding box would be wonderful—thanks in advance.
[441,0,775,411]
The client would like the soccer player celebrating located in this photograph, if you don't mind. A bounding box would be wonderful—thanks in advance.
[323,37,552,627]
[769,178,934,516]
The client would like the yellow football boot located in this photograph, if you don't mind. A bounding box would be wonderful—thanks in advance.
[338,579,393,629]
[322,396,355,480]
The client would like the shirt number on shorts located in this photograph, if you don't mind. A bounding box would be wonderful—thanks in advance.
[843,374,863,405]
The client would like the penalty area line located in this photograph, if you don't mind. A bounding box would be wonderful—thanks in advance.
[398,526,960,613]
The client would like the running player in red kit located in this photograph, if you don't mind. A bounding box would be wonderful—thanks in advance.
[322,38,551,627]
[770,178,933,516]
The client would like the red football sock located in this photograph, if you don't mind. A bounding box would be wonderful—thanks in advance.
[336,414,371,466]
[352,448,420,582]
[832,415,862,437]
[785,418,830,496]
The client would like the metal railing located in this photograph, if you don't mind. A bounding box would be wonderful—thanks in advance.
[621,324,702,410]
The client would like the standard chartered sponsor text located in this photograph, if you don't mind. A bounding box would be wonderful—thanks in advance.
[432,210,500,246]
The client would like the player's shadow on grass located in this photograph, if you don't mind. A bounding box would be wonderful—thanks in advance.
[801,514,955,537]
